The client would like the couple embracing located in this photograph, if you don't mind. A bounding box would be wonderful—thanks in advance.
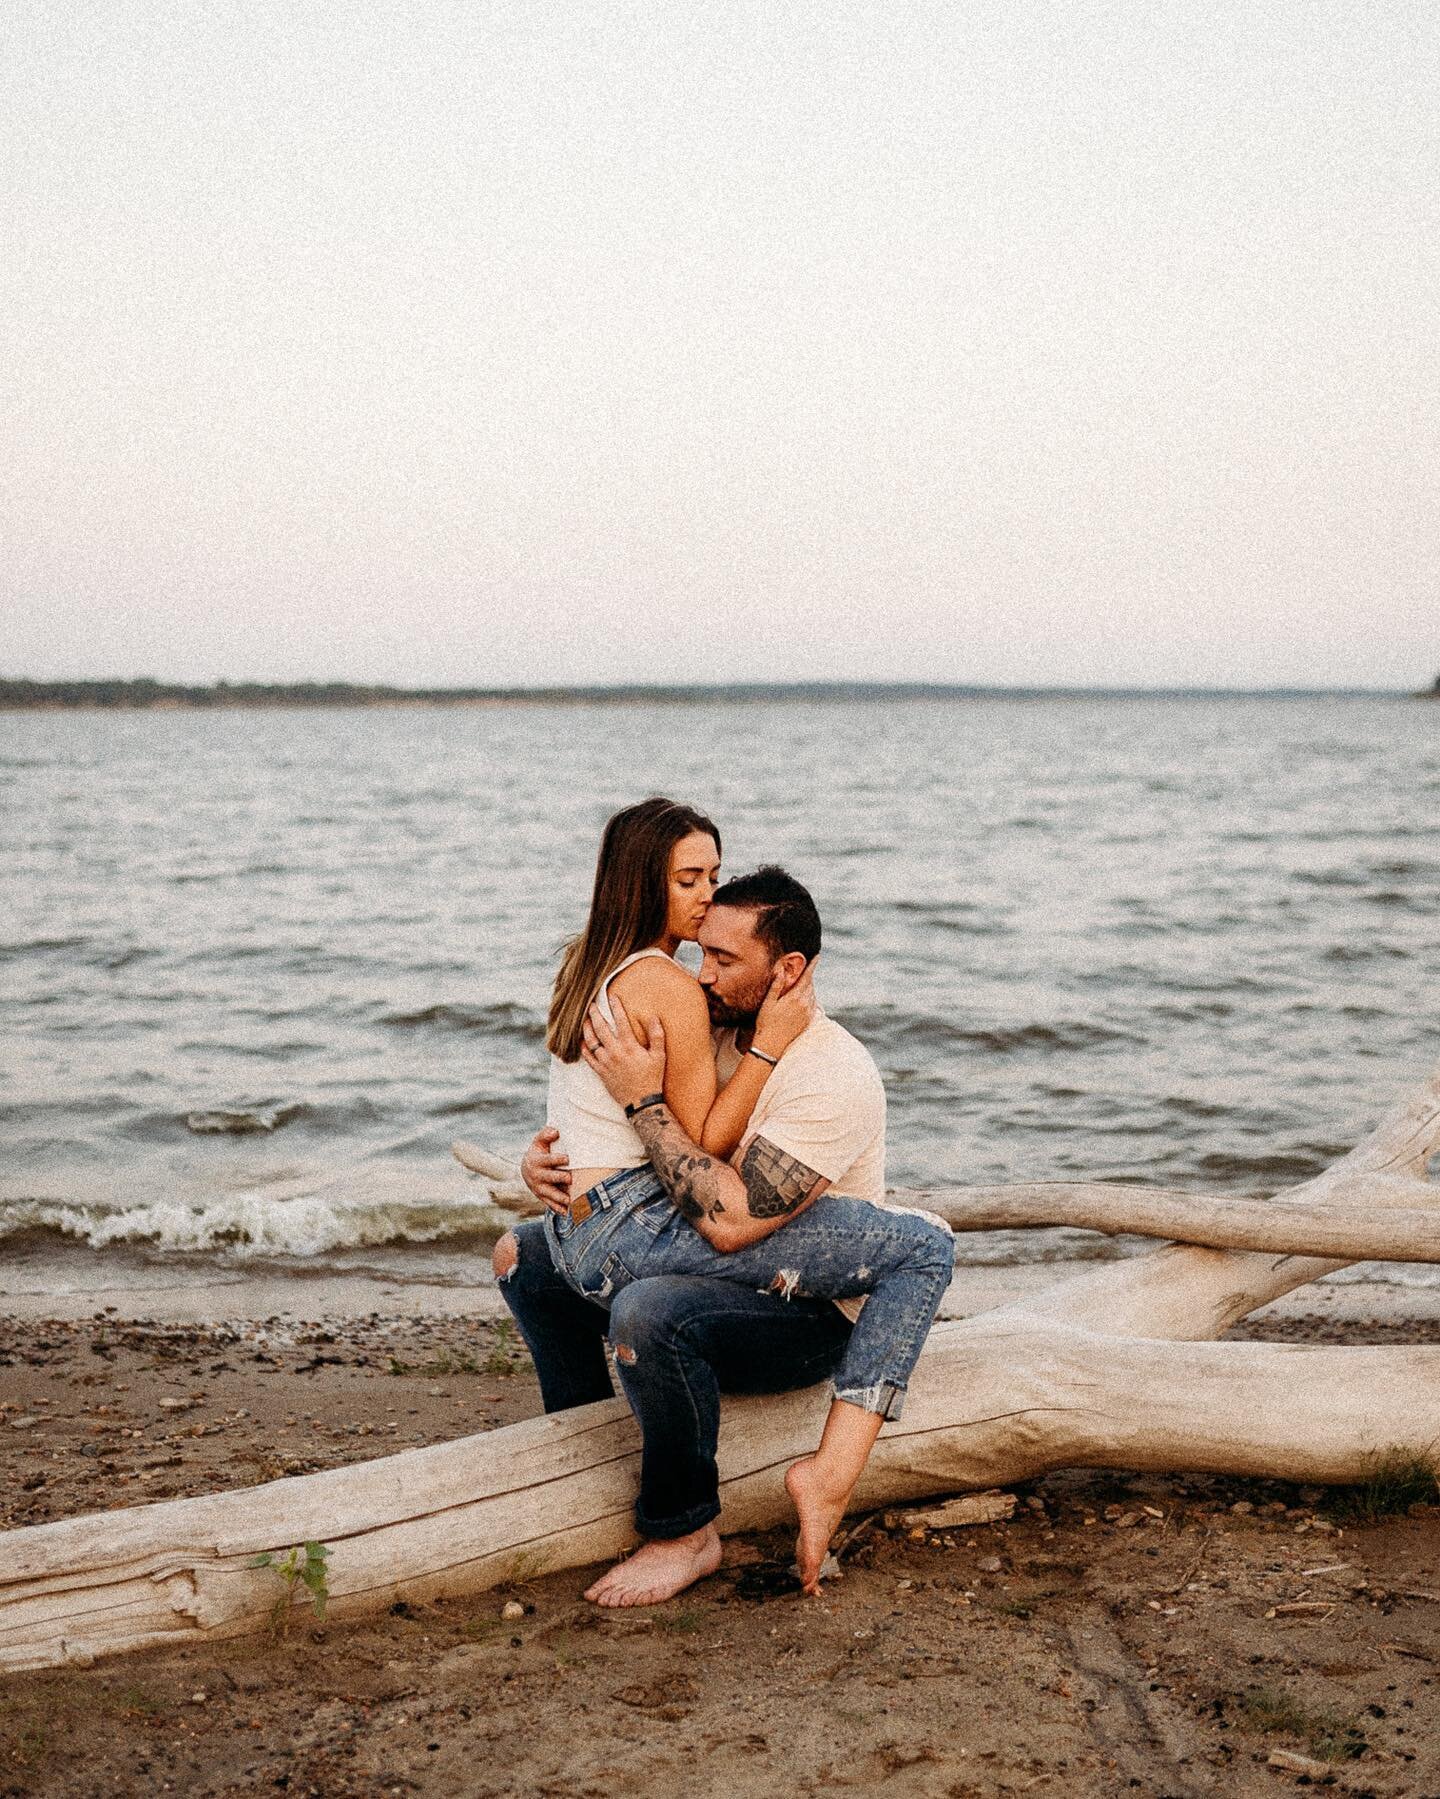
[494,798,954,1605]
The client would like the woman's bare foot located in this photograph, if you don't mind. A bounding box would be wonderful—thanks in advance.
[583,1524,722,1607]
[785,1454,851,1594]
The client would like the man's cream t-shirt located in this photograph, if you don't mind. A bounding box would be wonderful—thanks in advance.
[715,1009,888,1323]
[714,1010,885,1201]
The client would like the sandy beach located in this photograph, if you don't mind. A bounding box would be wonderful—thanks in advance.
[2,1262,1438,1797]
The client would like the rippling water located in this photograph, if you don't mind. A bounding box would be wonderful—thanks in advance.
[2,696,1436,1284]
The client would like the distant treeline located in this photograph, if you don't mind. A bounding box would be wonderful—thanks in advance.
[0,677,514,710]
[0,676,1424,711]
[5,677,1012,710]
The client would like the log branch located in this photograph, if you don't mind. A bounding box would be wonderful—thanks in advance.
[912,1172,1439,1262]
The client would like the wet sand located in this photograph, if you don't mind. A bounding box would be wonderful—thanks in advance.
[9,1240,1440,1326]
[2,1267,1439,1796]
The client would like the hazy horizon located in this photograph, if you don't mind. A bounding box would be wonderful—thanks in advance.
[0,673,1429,699]
[5,2,1437,690]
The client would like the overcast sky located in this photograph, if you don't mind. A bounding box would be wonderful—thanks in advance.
[4,1,1436,689]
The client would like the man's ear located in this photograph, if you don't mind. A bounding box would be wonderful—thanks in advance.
[773,950,808,992]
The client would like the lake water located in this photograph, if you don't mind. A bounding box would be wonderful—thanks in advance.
[2,695,1436,1292]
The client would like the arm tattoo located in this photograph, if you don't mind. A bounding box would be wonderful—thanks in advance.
[630,1104,729,1223]
[739,1137,826,1219]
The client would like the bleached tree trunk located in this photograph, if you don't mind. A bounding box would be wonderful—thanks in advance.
[3,1068,1437,1674]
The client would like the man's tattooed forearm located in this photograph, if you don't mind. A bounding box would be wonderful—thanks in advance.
[631,1105,728,1222]
[739,1138,825,1219]
[630,1112,825,1234]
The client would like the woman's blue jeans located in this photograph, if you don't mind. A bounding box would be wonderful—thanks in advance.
[541,1165,954,1421]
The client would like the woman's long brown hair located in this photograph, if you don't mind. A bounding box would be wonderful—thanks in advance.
[547,798,722,1063]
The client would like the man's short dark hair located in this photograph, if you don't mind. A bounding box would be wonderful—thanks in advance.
[710,865,821,963]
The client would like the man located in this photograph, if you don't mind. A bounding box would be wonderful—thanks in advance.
[499,868,920,1604]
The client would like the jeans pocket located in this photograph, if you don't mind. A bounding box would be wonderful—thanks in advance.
[575,1250,634,1304]
[627,1197,674,1238]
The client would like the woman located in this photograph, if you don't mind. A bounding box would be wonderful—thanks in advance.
[494,797,953,1595]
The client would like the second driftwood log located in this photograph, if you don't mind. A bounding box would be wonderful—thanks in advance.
[453,1142,1440,1263]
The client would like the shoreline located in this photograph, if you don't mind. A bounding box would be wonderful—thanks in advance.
[7,1251,1440,1327]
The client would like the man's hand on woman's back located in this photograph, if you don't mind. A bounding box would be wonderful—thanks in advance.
[521,1126,573,1215]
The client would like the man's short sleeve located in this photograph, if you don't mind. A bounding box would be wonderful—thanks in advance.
[745,1054,885,1185]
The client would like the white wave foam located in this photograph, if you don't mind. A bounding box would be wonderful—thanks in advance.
[186,1104,306,1135]
[0,1170,503,1259]
[5,1184,1437,1287]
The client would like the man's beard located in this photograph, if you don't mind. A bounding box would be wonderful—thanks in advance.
[704,987,762,1030]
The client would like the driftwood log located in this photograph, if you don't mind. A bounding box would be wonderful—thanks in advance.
[2,1067,1437,1674]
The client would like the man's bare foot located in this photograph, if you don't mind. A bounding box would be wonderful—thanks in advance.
[785,1454,851,1594]
[583,1524,722,1607]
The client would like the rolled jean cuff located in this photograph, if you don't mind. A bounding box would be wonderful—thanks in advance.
[634,1495,722,1541]
[833,1377,906,1421]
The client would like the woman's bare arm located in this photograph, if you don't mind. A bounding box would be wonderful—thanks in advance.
[610,959,817,1159]
[698,961,817,1157]
[605,961,716,1141]
[697,1051,772,1157]
[580,999,833,1252]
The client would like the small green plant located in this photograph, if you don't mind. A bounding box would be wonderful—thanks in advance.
[1326,1448,1439,1523]
[14,1725,48,1765]
[482,1320,523,1378]
[117,1684,164,1718]
[386,1356,411,1376]
[503,1550,543,1585]
[1237,1688,1366,1762]
[248,1540,331,1637]
[420,1348,481,1377]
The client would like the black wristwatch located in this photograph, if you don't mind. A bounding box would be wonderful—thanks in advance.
[624,1092,667,1118]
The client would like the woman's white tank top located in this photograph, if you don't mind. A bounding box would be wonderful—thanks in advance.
[546,947,675,1168]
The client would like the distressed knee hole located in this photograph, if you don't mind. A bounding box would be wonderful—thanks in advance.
[492,1231,519,1282]
[769,1269,801,1302]
[614,1342,637,1366]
